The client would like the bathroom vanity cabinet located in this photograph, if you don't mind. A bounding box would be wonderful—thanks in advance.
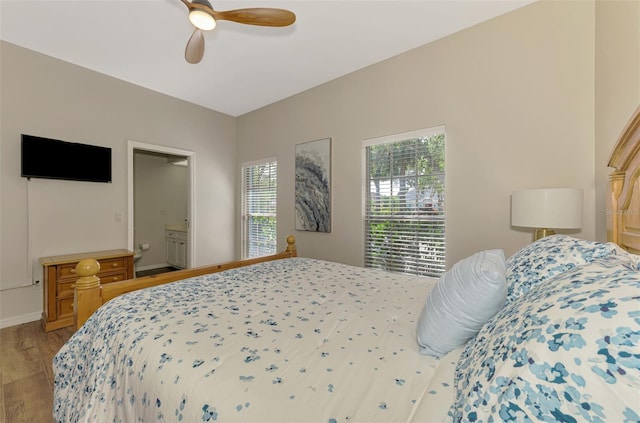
[166,229,188,269]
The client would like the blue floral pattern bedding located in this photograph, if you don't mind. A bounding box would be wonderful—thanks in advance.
[449,253,640,422]
[505,235,618,304]
[53,258,450,423]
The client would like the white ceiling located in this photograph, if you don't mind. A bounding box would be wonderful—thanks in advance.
[0,0,534,117]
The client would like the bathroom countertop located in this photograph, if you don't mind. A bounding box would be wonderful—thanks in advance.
[165,223,188,232]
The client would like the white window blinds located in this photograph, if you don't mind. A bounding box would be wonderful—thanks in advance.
[364,128,445,277]
[241,159,277,259]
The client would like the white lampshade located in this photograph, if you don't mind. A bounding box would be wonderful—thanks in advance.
[511,188,583,230]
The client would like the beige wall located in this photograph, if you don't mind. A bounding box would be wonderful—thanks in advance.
[237,0,610,267]
[595,0,640,241]
[0,41,237,327]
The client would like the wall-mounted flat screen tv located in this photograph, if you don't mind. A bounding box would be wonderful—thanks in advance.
[21,134,112,183]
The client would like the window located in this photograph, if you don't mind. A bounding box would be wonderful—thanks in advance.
[241,159,277,259]
[364,127,445,277]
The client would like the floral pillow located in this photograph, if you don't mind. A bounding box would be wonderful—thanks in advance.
[449,253,640,422]
[505,235,617,304]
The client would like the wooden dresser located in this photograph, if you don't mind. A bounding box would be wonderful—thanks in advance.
[40,249,134,332]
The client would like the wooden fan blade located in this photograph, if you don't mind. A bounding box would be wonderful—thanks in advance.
[185,28,205,64]
[213,8,296,27]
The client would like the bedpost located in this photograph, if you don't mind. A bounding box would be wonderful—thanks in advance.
[286,234,297,256]
[74,258,102,330]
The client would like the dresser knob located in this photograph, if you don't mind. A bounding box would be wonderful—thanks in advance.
[112,263,118,268]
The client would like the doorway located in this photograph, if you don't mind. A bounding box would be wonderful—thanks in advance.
[127,140,195,273]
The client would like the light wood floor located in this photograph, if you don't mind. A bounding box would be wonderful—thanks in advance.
[0,321,73,423]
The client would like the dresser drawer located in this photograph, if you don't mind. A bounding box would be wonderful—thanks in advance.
[57,269,128,296]
[98,270,128,285]
[57,262,80,281]
[57,280,76,297]
[97,257,129,274]
[57,257,129,280]
[58,296,74,319]
[166,230,188,241]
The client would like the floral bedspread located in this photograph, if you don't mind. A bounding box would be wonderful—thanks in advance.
[449,253,640,422]
[53,257,450,423]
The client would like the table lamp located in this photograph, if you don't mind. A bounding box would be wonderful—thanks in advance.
[511,188,583,241]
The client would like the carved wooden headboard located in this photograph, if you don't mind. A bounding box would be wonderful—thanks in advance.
[608,105,640,253]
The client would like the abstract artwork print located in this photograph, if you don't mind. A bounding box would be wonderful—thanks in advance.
[295,138,331,232]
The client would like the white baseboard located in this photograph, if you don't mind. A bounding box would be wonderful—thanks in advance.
[0,311,41,329]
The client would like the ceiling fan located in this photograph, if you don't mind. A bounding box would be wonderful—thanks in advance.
[179,0,296,64]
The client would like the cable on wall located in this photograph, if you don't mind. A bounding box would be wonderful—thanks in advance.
[0,178,34,291]
[26,178,33,284]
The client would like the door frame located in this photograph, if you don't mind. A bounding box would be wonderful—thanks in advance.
[127,140,196,268]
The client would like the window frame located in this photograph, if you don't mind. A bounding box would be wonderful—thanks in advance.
[241,157,278,259]
[362,126,446,277]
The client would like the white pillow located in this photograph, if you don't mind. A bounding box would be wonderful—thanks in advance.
[417,249,507,358]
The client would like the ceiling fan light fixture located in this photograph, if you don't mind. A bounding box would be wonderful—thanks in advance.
[189,9,216,30]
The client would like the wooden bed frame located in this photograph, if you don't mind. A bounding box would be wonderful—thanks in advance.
[73,235,297,330]
[608,105,640,253]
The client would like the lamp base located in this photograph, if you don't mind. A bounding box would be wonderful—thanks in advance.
[534,228,555,241]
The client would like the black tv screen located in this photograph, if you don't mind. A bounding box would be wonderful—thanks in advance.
[21,134,112,183]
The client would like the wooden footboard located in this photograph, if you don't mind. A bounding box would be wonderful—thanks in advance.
[73,235,297,330]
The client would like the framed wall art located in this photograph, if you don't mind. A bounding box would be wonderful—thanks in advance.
[295,138,331,232]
